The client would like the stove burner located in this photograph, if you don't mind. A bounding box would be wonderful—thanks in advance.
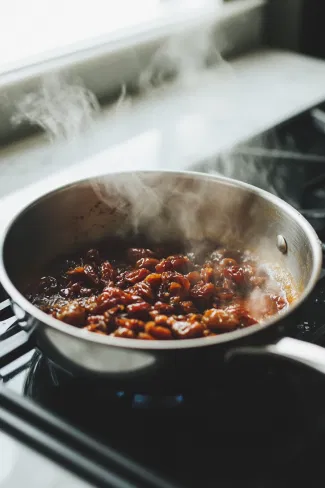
[2,270,325,408]
[12,343,325,487]
[128,392,184,409]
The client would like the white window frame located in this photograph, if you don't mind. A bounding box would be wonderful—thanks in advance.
[0,0,267,143]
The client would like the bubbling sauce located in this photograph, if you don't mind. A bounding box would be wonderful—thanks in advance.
[26,239,293,340]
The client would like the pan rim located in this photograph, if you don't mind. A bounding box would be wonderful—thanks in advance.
[0,169,322,351]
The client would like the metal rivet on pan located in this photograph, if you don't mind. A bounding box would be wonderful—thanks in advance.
[277,235,287,254]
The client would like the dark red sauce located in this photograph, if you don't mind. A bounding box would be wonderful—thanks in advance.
[26,240,288,340]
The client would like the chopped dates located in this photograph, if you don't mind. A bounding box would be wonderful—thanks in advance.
[27,242,289,340]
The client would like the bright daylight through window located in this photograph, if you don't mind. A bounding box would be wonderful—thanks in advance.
[1,0,227,74]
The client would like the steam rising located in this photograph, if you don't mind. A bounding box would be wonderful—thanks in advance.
[246,266,289,322]
[10,1,240,247]
[138,23,222,91]
[11,75,100,141]
[10,5,298,316]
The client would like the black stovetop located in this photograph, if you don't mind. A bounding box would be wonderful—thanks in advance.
[2,272,325,488]
[2,106,325,488]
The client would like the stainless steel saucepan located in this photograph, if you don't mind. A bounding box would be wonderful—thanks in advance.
[0,170,324,391]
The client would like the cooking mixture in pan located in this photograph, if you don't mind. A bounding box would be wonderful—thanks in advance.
[26,238,295,340]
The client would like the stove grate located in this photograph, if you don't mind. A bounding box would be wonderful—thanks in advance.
[0,290,174,488]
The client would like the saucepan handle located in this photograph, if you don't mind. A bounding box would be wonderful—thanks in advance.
[226,337,325,376]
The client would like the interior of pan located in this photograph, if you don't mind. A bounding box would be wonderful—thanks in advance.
[3,171,318,308]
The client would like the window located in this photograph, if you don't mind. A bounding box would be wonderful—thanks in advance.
[1,0,226,74]
[0,0,266,142]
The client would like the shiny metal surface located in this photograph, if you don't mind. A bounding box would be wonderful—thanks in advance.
[276,234,288,254]
[0,171,322,384]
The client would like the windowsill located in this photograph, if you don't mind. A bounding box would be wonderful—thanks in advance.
[1,0,222,75]
[0,0,266,144]
[2,48,325,201]
[0,0,264,76]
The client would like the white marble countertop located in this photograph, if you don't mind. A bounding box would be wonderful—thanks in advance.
[2,47,325,488]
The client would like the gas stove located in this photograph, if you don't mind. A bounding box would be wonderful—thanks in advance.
[2,106,325,488]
